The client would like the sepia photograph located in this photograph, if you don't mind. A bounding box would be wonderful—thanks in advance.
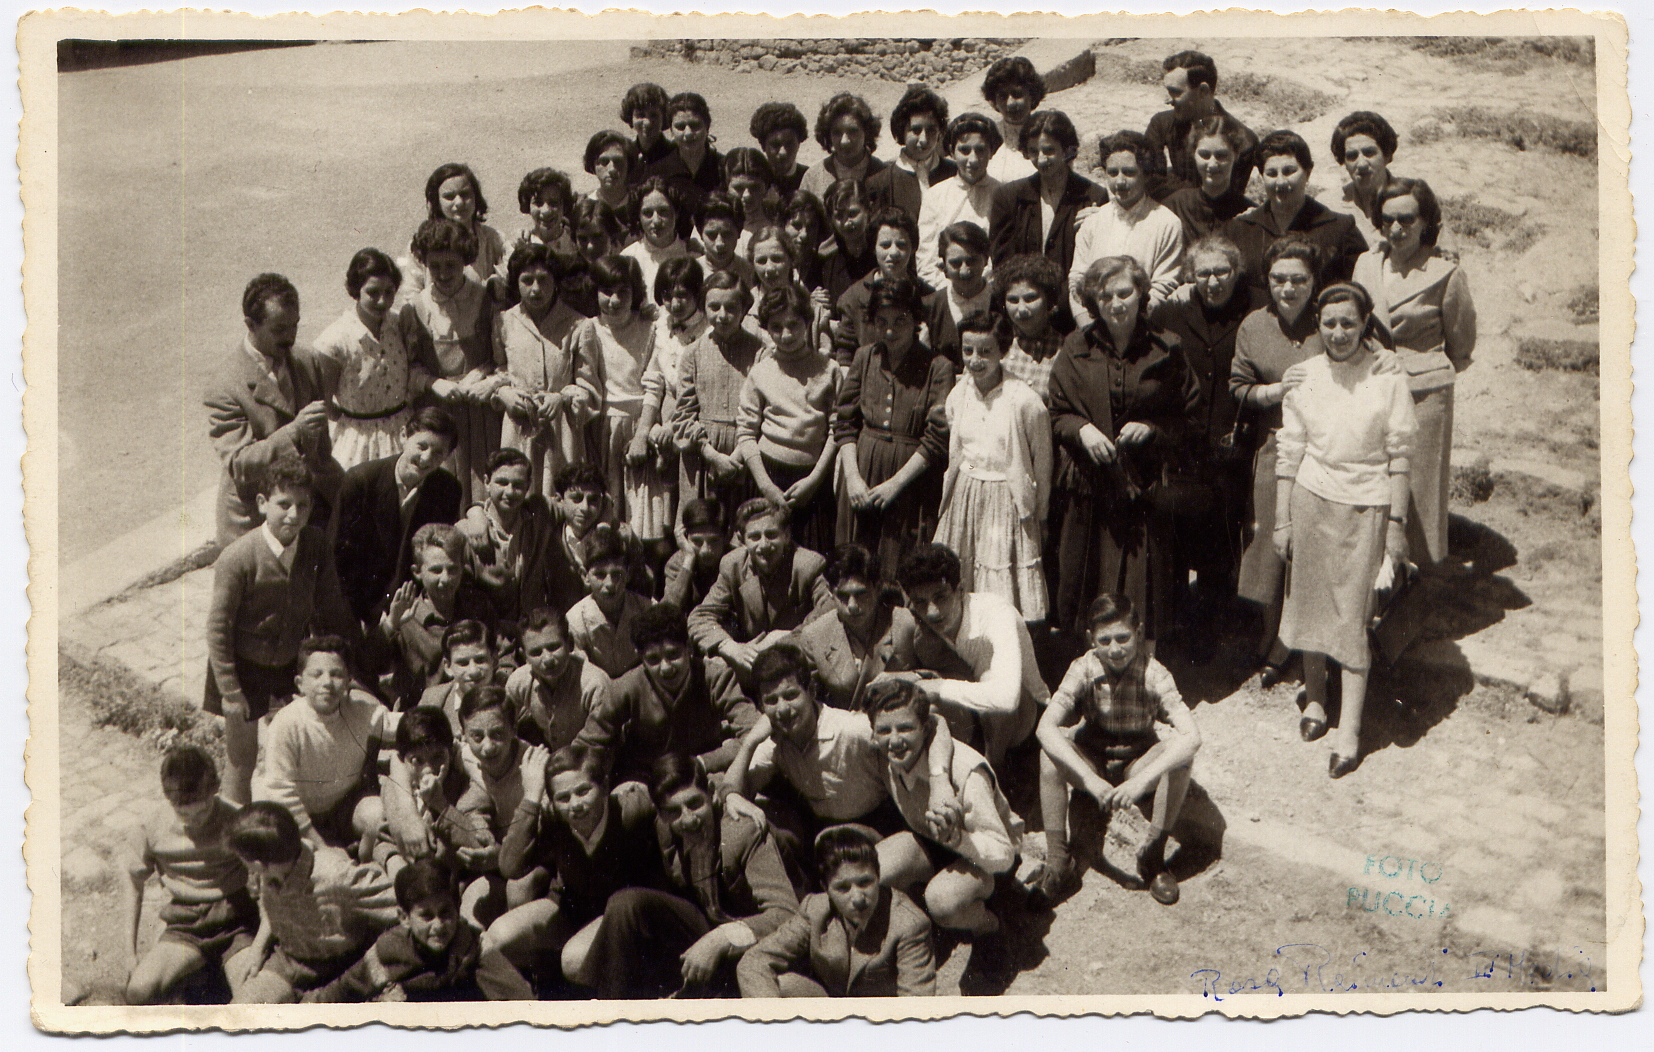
[21,7,1637,1030]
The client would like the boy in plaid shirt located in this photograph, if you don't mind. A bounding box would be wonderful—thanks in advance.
[1032,593,1201,907]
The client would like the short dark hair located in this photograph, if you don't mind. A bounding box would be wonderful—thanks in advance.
[937,220,989,259]
[394,858,458,913]
[1316,281,1376,321]
[865,274,925,322]
[816,823,881,881]
[441,619,493,659]
[590,254,648,307]
[486,447,532,479]
[734,495,789,534]
[648,751,709,807]
[869,206,920,258]
[631,601,689,653]
[159,745,218,799]
[654,255,706,307]
[750,101,808,145]
[993,253,1066,308]
[226,802,302,866]
[665,91,711,126]
[1255,129,1315,174]
[1163,50,1218,92]
[751,642,813,699]
[424,163,488,222]
[1263,235,1324,285]
[823,543,879,589]
[982,55,1046,109]
[518,167,574,216]
[779,192,827,245]
[242,273,298,324]
[697,191,743,234]
[1098,129,1164,179]
[297,634,353,678]
[259,454,313,500]
[1086,592,1141,631]
[555,462,607,496]
[890,84,949,145]
[814,93,878,153]
[457,683,512,725]
[823,178,871,220]
[572,197,626,241]
[897,543,962,593]
[957,310,1014,347]
[944,111,1004,156]
[680,497,722,534]
[703,267,754,313]
[630,176,684,227]
[862,676,930,724]
[723,147,774,189]
[583,130,638,177]
[756,284,812,331]
[1078,255,1151,320]
[345,248,401,300]
[621,82,669,123]
[405,405,460,447]
[581,523,630,572]
[1019,110,1079,157]
[1330,110,1399,167]
[505,242,563,308]
[521,605,570,642]
[547,741,603,784]
[1374,176,1443,247]
[395,706,454,757]
[410,218,478,266]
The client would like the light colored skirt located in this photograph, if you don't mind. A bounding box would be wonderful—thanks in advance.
[330,410,409,473]
[600,413,674,541]
[934,466,1047,623]
[1278,486,1385,672]
[1408,385,1453,568]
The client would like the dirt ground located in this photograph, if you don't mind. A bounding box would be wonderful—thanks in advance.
[54,36,1610,1004]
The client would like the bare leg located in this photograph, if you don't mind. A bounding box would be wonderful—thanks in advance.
[1036,751,1073,884]
[875,832,935,893]
[1334,664,1369,762]
[221,712,257,806]
[560,915,605,987]
[924,862,998,935]
[125,941,206,1005]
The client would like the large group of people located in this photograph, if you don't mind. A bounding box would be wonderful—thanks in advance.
[123,48,1477,1005]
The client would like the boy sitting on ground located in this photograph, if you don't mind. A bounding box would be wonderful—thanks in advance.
[566,525,653,680]
[504,606,613,752]
[255,635,396,855]
[122,746,256,1005]
[1033,593,1202,907]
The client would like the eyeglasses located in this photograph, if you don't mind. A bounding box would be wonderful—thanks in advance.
[1194,267,1235,280]
[1269,274,1312,287]
[1380,213,1421,228]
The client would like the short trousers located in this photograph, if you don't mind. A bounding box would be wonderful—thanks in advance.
[1071,726,1159,784]
[261,946,360,993]
[309,780,377,850]
[157,889,258,959]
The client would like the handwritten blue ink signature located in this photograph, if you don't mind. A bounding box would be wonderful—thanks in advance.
[1191,945,1596,999]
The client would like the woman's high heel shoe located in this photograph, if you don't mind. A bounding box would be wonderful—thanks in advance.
[1329,752,1362,779]
[1260,661,1289,689]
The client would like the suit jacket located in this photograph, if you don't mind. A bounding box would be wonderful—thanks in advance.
[575,661,758,782]
[333,455,463,624]
[687,545,832,654]
[204,340,343,545]
[865,159,959,225]
[738,886,936,997]
[988,171,1109,274]
[1224,197,1369,294]
[206,525,359,702]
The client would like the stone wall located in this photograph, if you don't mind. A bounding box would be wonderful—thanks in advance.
[629,38,1029,87]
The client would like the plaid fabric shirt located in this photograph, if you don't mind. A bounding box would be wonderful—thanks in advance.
[1052,650,1188,737]
[1001,333,1063,406]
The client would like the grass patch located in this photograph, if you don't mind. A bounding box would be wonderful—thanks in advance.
[1565,283,1599,324]
[1439,195,1543,252]
[1222,71,1338,128]
[61,648,223,761]
[1450,459,1496,505]
[1514,337,1599,375]
[1411,106,1596,160]
[1091,49,1164,86]
[1409,36,1595,72]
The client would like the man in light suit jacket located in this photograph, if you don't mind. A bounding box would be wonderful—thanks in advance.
[204,273,343,546]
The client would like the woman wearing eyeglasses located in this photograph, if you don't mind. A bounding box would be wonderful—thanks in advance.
[1352,177,1476,571]
[1228,236,1325,681]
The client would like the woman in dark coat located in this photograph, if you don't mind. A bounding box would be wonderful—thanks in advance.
[987,109,1108,275]
[1149,234,1268,645]
[1225,130,1367,295]
[1050,255,1200,643]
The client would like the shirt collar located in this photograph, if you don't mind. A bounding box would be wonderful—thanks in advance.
[260,521,296,565]
[1112,193,1155,223]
